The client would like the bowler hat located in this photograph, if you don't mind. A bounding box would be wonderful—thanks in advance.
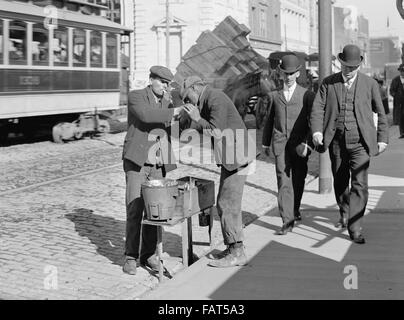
[398,64,404,71]
[338,44,363,67]
[180,75,205,100]
[150,65,174,83]
[278,54,301,74]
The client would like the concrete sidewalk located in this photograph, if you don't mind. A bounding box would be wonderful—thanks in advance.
[143,126,404,300]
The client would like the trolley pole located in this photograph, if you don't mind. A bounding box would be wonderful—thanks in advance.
[318,0,333,194]
[166,0,170,69]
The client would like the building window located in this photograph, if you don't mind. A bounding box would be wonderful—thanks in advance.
[73,28,86,67]
[90,30,102,67]
[9,20,27,65]
[106,33,117,68]
[32,23,49,66]
[260,9,267,37]
[53,26,68,66]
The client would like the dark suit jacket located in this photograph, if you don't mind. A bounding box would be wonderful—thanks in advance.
[390,76,404,109]
[310,72,389,156]
[262,85,315,156]
[190,86,256,172]
[122,86,176,172]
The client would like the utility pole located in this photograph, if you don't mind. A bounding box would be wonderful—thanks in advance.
[318,0,333,194]
[166,0,170,68]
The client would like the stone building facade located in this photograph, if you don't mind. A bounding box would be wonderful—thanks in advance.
[131,0,249,87]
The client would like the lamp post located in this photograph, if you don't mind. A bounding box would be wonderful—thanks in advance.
[318,0,333,194]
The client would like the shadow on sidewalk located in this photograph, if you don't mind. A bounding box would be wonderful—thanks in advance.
[65,208,184,267]
[207,206,404,300]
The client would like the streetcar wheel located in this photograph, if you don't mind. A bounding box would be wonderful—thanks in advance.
[52,124,64,143]
[74,130,83,140]
[98,120,110,134]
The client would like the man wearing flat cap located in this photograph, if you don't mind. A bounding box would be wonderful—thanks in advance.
[180,75,256,268]
[122,66,183,275]
[262,54,315,235]
[310,44,389,244]
[389,64,404,137]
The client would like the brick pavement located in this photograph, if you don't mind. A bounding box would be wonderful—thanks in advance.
[0,128,316,300]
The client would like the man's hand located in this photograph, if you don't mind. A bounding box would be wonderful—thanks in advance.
[262,146,271,157]
[312,132,324,148]
[296,143,311,158]
[172,106,184,120]
[184,104,201,123]
[377,142,387,155]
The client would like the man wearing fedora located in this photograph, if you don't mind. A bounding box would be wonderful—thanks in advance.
[310,44,389,244]
[389,63,404,137]
[122,66,184,275]
[262,54,315,235]
[180,75,256,268]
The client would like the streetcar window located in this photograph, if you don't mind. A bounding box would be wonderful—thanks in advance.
[106,33,117,68]
[0,20,3,64]
[32,23,49,66]
[73,28,86,67]
[90,31,102,68]
[53,26,68,66]
[9,20,27,65]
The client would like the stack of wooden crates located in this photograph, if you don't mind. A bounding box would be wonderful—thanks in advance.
[174,16,266,93]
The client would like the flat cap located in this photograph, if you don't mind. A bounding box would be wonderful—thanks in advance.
[180,75,205,99]
[150,65,174,82]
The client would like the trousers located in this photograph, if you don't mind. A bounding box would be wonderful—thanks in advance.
[216,165,248,245]
[329,135,370,233]
[123,159,164,260]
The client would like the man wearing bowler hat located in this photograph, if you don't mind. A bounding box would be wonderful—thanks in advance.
[180,75,256,268]
[310,44,389,244]
[389,64,404,137]
[262,54,315,235]
[122,66,184,275]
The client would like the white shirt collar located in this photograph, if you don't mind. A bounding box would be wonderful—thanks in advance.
[342,72,358,85]
[283,82,297,94]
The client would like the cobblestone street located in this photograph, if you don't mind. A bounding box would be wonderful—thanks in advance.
[0,121,317,300]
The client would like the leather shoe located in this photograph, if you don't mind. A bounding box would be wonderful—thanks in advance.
[335,216,348,228]
[276,221,294,235]
[349,231,365,244]
[294,212,302,221]
[122,256,137,275]
[140,255,161,272]
[208,246,248,268]
[207,246,231,260]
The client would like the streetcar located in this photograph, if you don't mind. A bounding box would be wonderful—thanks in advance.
[0,0,132,143]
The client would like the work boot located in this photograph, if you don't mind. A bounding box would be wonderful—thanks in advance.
[122,256,137,275]
[208,245,248,268]
[140,254,160,272]
[207,246,231,260]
